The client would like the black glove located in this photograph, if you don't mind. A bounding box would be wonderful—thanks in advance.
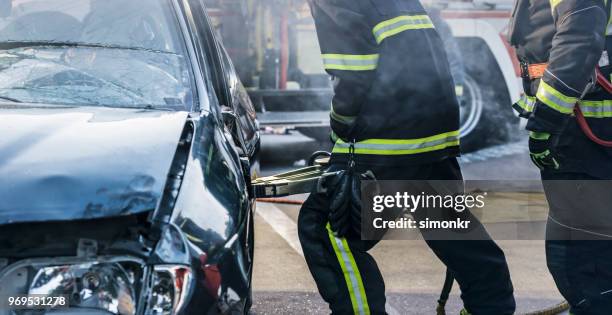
[528,131,560,171]
[348,171,376,236]
[327,169,352,237]
[326,169,376,238]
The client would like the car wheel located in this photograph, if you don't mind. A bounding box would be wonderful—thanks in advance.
[457,38,520,152]
[459,72,519,152]
[458,73,486,151]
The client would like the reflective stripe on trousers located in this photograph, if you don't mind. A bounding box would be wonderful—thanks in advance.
[326,223,371,315]
[549,0,563,11]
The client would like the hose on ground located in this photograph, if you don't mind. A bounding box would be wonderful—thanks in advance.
[257,198,305,205]
[436,269,454,315]
[522,301,569,315]
[438,273,569,315]
[257,198,570,315]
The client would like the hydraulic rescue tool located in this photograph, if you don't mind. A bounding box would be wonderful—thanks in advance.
[251,147,372,238]
[250,152,334,198]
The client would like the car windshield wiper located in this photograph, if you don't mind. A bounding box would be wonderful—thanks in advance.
[0,95,22,103]
[0,40,178,55]
[104,104,180,111]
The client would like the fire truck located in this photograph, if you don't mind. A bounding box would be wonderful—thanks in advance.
[205,0,522,151]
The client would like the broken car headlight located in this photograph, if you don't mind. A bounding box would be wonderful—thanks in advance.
[0,257,192,315]
[29,262,138,315]
[145,265,192,315]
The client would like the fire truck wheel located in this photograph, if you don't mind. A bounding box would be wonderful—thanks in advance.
[459,71,519,152]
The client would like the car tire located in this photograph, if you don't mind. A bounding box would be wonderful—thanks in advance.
[459,72,518,153]
[457,37,520,153]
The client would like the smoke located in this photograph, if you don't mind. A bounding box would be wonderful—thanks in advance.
[210,0,520,149]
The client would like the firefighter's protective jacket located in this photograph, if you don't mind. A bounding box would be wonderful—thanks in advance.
[308,0,460,166]
[509,0,612,177]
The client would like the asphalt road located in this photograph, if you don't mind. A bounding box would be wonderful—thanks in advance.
[251,132,568,314]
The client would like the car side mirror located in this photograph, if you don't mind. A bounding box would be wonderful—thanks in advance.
[0,0,11,18]
[221,106,237,126]
[221,106,247,155]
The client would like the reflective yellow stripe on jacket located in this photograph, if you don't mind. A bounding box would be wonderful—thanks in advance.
[373,15,434,44]
[580,100,612,118]
[536,80,577,114]
[332,131,460,155]
[516,94,537,113]
[331,102,357,125]
[322,54,379,71]
[606,0,612,35]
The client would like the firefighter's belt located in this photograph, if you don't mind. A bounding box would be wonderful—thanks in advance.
[520,62,548,80]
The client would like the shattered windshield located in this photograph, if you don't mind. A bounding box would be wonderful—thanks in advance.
[0,0,194,110]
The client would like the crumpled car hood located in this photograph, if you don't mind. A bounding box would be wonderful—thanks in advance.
[0,105,189,225]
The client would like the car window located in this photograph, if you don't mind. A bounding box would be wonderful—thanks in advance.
[0,0,195,110]
[219,45,258,148]
[189,0,258,155]
[183,0,228,106]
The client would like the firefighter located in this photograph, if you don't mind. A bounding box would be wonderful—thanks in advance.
[509,0,612,313]
[298,1,515,314]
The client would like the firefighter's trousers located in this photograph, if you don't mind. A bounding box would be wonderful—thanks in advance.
[298,158,516,315]
[542,171,612,315]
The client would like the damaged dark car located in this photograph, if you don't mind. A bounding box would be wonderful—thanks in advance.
[0,0,260,314]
